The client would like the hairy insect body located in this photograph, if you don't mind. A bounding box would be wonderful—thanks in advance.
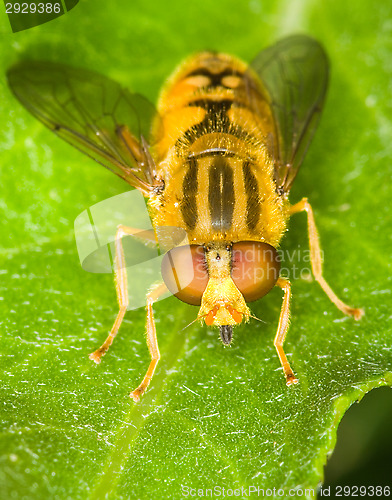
[151,52,288,248]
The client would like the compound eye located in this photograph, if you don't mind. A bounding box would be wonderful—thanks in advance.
[231,241,280,302]
[161,245,208,306]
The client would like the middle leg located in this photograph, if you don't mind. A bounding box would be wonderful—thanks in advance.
[274,277,298,386]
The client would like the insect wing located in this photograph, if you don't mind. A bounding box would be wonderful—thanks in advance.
[250,35,329,193]
[7,61,158,194]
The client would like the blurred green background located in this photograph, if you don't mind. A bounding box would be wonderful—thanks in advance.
[1,1,392,499]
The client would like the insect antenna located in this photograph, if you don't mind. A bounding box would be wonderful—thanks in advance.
[180,315,205,332]
[249,313,266,324]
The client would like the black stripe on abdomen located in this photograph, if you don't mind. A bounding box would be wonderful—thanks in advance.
[208,156,235,232]
[175,98,253,152]
[242,161,260,232]
[181,158,198,230]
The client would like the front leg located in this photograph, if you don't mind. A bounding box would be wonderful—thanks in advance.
[130,282,167,402]
[290,198,363,320]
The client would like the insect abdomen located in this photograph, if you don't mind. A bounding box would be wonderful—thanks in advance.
[152,52,287,246]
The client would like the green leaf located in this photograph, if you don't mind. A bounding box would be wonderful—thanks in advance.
[1,1,392,499]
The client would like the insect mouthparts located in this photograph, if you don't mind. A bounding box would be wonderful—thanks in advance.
[219,325,233,345]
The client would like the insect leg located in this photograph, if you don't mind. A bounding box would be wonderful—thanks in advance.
[89,225,156,364]
[290,198,364,319]
[274,277,298,386]
[130,282,168,402]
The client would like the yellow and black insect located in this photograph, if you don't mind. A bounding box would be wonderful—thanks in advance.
[7,35,363,401]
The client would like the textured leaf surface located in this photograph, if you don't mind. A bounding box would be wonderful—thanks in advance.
[1,1,392,499]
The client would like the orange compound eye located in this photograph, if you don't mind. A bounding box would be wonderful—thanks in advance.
[231,241,280,302]
[161,245,208,306]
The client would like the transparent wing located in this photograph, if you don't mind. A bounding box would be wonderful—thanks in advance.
[250,35,329,193]
[7,61,160,195]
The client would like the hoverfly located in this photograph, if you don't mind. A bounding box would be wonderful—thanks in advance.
[7,35,363,401]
